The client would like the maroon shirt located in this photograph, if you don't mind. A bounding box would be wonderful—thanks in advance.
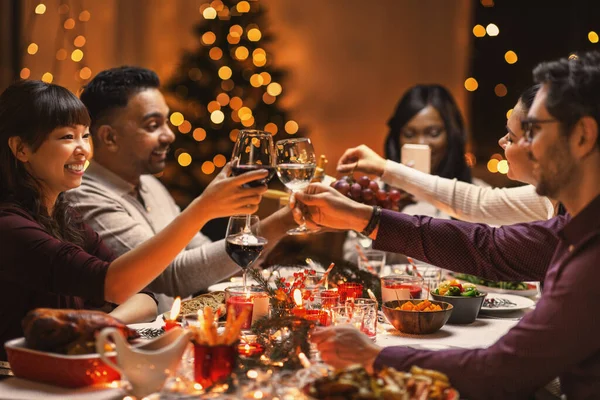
[0,206,111,360]
[372,194,600,399]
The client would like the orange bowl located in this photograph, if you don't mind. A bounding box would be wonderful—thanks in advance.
[382,300,453,334]
[5,337,120,388]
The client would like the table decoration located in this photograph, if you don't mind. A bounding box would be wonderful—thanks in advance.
[164,297,182,331]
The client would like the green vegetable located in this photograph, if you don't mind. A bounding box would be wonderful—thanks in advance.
[447,286,462,296]
[460,289,478,297]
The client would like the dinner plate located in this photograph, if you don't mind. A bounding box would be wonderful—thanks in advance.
[480,293,535,312]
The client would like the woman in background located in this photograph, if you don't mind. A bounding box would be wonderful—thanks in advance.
[338,84,556,225]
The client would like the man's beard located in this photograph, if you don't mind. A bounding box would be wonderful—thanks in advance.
[534,141,576,199]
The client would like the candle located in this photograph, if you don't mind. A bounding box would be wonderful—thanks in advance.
[226,296,254,329]
[337,283,363,303]
[381,284,422,302]
[164,297,181,331]
[303,309,330,326]
[237,342,264,357]
[251,294,269,324]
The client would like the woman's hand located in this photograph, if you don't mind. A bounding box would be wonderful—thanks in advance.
[195,163,269,220]
[337,145,387,177]
[311,325,382,374]
[291,183,373,232]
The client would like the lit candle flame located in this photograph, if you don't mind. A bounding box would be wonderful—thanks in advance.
[298,352,311,368]
[169,297,181,321]
[293,288,303,307]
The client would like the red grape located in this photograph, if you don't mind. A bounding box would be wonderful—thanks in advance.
[388,189,402,202]
[368,180,380,192]
[335,180,350,196]
[362,188,374,201]
[375,190,388,202]
[350,183,362,201]
[357,176,370,189]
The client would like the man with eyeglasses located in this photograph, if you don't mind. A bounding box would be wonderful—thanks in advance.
[291,51,600,399]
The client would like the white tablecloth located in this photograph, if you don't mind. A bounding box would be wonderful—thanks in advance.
[0,313,524,399]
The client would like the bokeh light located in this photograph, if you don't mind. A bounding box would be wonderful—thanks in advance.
[178,153,192,167]
[35,3,46,14]
[20,68,31,79]
[202,32,216,45]
[71,49,84,62]
[497,160,509,174]
[79,10,91,22]
[79,67,92,80]
[266,82,282,96]
[209,47,223,60]
[202,161,216,174]
[285,121,299,134]
[64,18,76,30]
[203,7,217,19]
[218,66,232,80]
[487,159,499,173]
[236,1,250,12]
[504,50,518,64]
[589,31,599,44]
[178,120,192,134]
[213,154,226,167]
[193,128,207,141]
[211,110,225,124]
[170,112,185,126]
[247,28,262,41]
[27,43,38,55]
[486,24,499,36]
[74,35,86,47]
[56,49,68,60]
[464,77,478,91]
[472,25,486,37]
[264,122,278,135]
[235,46,249,60]
[41,72,53,83]
[494,84,507,97]
[506,109,513,118]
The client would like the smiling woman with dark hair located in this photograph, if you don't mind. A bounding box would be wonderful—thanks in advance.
[0,79,269,360]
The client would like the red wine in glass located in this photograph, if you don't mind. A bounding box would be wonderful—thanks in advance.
[231,164,275,187]
[225,215,266,290]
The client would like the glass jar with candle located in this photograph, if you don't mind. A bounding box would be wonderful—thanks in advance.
[307,289,340,310]
[352,298,378,341]
[224,286,269,330]
[337,282,364,303]
[380,274,425,303]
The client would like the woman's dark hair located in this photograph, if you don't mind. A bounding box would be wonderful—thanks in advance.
[384,84,471,183]
[518,84,540,113]
[0,80,90,246]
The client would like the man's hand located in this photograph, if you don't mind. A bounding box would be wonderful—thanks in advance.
[196,163,268,220]
[311,325,382,373]
[290,183,373,232]
[337,145,386,177]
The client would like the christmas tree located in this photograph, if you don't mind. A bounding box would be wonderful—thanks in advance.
[161,0,301,213]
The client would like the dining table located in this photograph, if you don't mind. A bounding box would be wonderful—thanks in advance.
[0,309,527,400]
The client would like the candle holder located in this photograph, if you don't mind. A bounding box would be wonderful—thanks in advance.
[381,274,424,302]
[303,309,330,327]
[225,286,269,329]
[337,282,364,303]
[193,342,238,389]
[307,289,340,310]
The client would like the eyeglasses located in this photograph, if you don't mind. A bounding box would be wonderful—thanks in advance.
[521,118,559,142]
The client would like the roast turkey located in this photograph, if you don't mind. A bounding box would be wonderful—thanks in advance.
[22,308,139,354]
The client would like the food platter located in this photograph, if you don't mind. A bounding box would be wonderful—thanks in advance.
[480,293,536,312]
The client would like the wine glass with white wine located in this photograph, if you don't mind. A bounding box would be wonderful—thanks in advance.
[275,138,317,235]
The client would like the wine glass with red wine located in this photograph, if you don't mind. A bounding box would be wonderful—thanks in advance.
[231,130,275,187]
[225,215,267,291]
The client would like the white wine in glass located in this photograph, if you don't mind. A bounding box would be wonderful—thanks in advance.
[275,138,317,235]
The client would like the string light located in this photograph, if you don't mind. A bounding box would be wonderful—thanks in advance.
[203,7,217,19]
[201,161,216,174]
[264,122,278,135]
[20,68,31,79]
[487,159,499,173]
[211,110,225,124]
[216,93,230,106]
[209,47,223,60]
[229,129,240,142]
[229,25,243,38]
[213,154,226,167]
[236,1,250,13]
[193,128,207,141]
[266,82,282,96]
[41,72,53,83]
[71,49,84,62]
[201,32,216,45]
[589,31,599,44]
[170,112,185,126]
[178,153,192,167]
[79,67,92,80]
[230,97,243,110]
[250,74,264,87]
[241,116,255,127]
[472,25,486,37]
[497,160,509,174]
[207,101,221,113]
[285,121,299,134]
[74,35,86,47]
[27,43,39,55]
[259,72,272,84]
[262,93,276,104]
[218,66,232,80]
[238,107,253,121]
[504,50,518,64]
[178,120,192,134]
[464,77,478,91]
[79,10,91,22]
[63,18,76,30]
[235,46,249,60]
[34,4,46,14]
[247,28,261,41]
[486,24,499,36]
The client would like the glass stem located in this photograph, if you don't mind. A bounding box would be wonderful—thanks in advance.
[242,270,247,292]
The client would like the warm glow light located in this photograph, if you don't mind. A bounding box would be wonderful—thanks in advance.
[56,49,67,60]
[266,82,282,96]
[589,31,599,44]
[481,0,494,6]
[259,72,272,84]
[285,121,299,134]
[170,297,182,320]
[230,25,243,38]
[487,159,499,173]
[216,93,230,106]
[464,77,478,91]
[221,80,234,91]
[213,154,226,167]
[241,116,255,127]
[253,390,264,399]
[237,1,250,12]
[170,112,185,126]
[71,49,84,62]
[202,161,216,174]
[178,153,192,167]
[35,4,46,14]
[229,129,240,142]
[293,289,303,307]
[497,160,509,174]
[209,47,223,60]
[253,48,266,62]
[247,370,259,379]
[203,7,217,19]
[494,84,507,97]
[41,72,53,83]
[193,128,207,142]
[227,34,240,45]
[64,18,76,30]
[20,68,31,79]
[178,120,192,134]
[202,31,216,45]
[79,10,91,22]
[486,23,499,36]
[250,74,264,87]
[218,66,232,80]
[74,35,86,47]
[247,28,262,41]
[264,122,278,135]
[230,97,243,110]
[238,107,253,121]
[504,50,518,64]
[211,110,225,124]
[506,109,513,118]
[472,24,486,37]
[27,43,38,55]
[491,153,503,161]
[208,101,221,113]
[79,67,92,80]
[235,46,249,60]
[262,93,275,104]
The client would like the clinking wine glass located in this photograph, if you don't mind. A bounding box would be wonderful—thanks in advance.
[275,138,317,235]
[231,129,275,230]
[225,215,267,291]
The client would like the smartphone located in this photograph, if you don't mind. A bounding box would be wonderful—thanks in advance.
[401,144,431,174]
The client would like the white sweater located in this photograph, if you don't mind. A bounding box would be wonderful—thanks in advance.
[381,160,555,225]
